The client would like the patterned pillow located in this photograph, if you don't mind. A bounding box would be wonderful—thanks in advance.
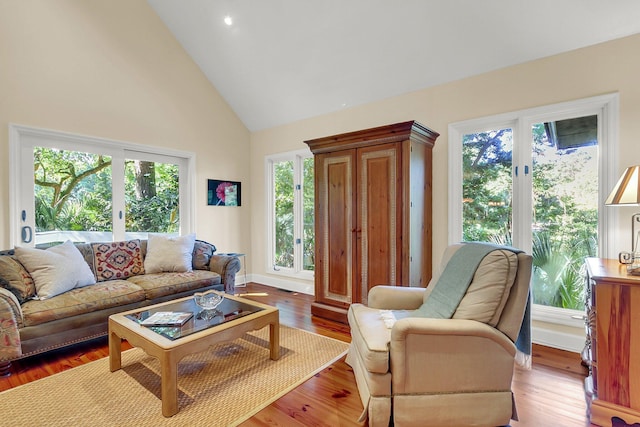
[0,256,36,303]
[193,240,216,270]
[92,240,145,282]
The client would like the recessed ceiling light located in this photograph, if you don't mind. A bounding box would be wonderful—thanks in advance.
[224,15,233,26]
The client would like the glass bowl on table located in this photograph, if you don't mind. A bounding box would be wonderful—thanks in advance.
[194,290,224,320]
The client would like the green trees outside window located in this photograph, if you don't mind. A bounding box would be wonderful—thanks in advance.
[34,147,113,233]
[125,160,179,233]
[272,155,314,273]
[462,119,598,310]
[274,160,294,268]
[34,147,180,238]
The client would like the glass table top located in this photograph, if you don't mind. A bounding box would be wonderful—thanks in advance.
[126,295,264,340]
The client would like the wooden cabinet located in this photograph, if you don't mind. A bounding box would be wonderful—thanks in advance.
[585,257,640,426]
[305,121,438,322]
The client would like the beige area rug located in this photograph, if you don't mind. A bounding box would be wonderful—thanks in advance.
[0,326,349,427]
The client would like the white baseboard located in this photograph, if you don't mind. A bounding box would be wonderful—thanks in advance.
[532,325,585,353]
[246,274,314,295]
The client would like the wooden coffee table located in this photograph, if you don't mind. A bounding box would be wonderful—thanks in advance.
[108,292,279,417]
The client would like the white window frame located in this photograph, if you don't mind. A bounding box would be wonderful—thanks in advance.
[9,124,195,247]
[265,148,314,280]
[448,93,619,328]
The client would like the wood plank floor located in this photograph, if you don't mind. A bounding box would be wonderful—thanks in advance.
[0,283,594,426]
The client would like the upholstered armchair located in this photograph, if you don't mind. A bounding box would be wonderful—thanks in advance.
[346,243,533,427]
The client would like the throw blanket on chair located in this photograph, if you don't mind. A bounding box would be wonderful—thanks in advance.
[413,242,531,366]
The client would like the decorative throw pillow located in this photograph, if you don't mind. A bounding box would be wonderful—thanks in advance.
[14,241,97,300]
[192,240,216,270]
[0,256,36,303]
[92,240,145,282]
[144,234,196,274]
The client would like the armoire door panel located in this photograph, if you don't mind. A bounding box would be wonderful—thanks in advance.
[358,143,401,304]
[315,151,355,307]
[326,161,350,300]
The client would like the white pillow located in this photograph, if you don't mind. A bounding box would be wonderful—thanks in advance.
[144,234,196,274]
[14,240,97,300]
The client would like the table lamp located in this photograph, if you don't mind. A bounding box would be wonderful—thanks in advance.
[605,165,640,265]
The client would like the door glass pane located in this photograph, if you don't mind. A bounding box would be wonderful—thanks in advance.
[34,147,112,245]
[274,160,294,269]
[462,128,514,243]
[531,116,598,309]
[303,157,315,271]
[124,160,180,237]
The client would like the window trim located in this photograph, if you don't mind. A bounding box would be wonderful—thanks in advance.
[447,93,619,328]
[265,148,314,280]
[9,123,195,247]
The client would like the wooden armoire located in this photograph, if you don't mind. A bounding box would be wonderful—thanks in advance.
[304,121,438,323]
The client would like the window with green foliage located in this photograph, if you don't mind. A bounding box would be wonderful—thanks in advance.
[33,148,181,242]
[462,128,513,243]
[530,120,598,310]
[448,94,622,339]
[34,147,113,235]
[461,122,598,311]
[11,125,192,247]
[268,151,314,276]
[274,159,295,268]
[124,160,180,234]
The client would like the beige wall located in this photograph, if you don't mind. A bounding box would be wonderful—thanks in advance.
[0,1,251,252]
[250,34,640,296]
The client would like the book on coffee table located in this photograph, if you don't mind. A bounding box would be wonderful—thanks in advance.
[140,311,193,327]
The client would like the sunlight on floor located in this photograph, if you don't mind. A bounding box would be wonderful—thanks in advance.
[234,292,269,297]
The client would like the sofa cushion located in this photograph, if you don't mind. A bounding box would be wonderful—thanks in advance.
[21,280,146,327]
[126,270,221,300]
[92,240,145,282]
[348,303,393,374]
[14,241,97,300]
[144,234,196,273]
[0,256,36,303]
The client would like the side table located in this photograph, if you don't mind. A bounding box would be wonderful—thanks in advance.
[584,257,640,426]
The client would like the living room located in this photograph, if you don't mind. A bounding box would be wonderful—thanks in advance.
[2,1,640,426]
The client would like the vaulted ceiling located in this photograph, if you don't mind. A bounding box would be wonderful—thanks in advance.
[147,1,640,131]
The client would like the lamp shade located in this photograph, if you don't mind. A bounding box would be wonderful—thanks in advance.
[605,165,640,206]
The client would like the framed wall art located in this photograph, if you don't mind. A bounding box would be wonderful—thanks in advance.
[207,179,241,206]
